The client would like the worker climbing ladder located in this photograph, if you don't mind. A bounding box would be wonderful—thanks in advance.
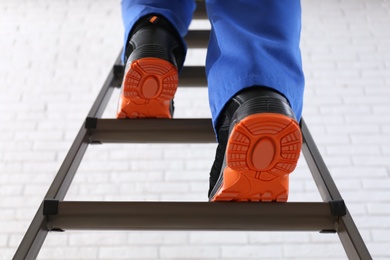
[13,1,372,259]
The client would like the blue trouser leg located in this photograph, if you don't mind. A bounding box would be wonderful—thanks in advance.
[120,0,305,132]
[205,0,305,129]
[120,0,196,62]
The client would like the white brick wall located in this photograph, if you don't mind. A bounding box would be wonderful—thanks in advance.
[1,0,390,259]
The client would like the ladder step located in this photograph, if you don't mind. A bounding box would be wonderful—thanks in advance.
[185,30,209,48]
[180,65,207,87]
[193,0,207,19]
[44,201,338,232]
[86,118,215,143]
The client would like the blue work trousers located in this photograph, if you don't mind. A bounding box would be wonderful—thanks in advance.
[121,0,305,130]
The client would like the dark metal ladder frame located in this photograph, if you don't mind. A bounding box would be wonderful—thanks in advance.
[13,3,372,259]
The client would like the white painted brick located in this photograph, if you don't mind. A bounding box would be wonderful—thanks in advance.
[0,248,16,260]
[38,247,99,260]
[381,145,390,154]
[0,184,23,196]
[160,193,206,202]
[135,182,190,194]
[3,151,56,162]
[190,181,209,193]
[0,208,15,220]
[350,134,390,144]
[160,246,219,259]
[2,173,54,184]
[111,171,164,182]
[103,193,160,201]
[100,246,156,259]
[319,104,371,115]
[365,243,390,258]
[127,231,188,245]
[22,184,50,196]
[367,203,390,215]
[372,105,390,114]
[326,124,380,134]
[330,166,388,178]
[190,231,248,244]
[352,156,390,166]
[0,234,7,246]
[222,245,283,258]
[249,232,310,244]
[21,162,60,173]
[321,155,352,166]
[310,232,343,243]
[165,170,208,181]
[326,144,381,155]
[68,232,128,246]
[283,243,347,258]
[42,232,68,246]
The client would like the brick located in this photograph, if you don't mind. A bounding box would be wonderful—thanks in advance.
[127,231,188,245]
[111,171,164,182]
[326,145,381,155]
[38,247,99,260]
[3,151,56,162]
[135,182,190,194]
[68,232,128,246]
[350,134,390,144]
[365,242,390,258]
[283,243,347,258]
[43,232,68,246]
[99,246,158,259]
[326,124,380,134]
[319,104,371,115]
[160,193,206,202]
[222,245,283,258]
[0,208,15,221]
[160,246,219,259]
[330,166,388,178]
[190,231,248,244]
[165,170,208,181]
[352,156,390,166]
[0,184,23,196]
[249,232,310,244]
[367,203,390,215]
[0,234,7,246]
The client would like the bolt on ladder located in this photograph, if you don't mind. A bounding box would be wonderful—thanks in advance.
[13,2,372,259]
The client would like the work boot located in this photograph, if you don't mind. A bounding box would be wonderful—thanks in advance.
[117,15,185,118]
[208,87,302,202]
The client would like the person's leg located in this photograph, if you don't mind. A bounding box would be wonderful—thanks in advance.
[205,0,304,128]
[118,0,195,118]
[121,0,195,62]
[205,0,305,202]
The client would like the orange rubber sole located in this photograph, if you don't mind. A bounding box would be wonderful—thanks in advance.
[117,57,178,118]
[211,113,302,202]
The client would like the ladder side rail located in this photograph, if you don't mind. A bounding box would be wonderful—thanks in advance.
[13,51,123,260]
[300,119,372,260]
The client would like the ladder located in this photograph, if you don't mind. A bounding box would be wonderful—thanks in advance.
[13,2,372,259]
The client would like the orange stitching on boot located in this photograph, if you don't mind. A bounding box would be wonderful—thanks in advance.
[149,16,158,23]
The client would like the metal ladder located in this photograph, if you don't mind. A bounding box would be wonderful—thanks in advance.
[13,2,372,259]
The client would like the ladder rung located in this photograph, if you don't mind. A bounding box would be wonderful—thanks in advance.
[180,66,207,87]
[44,201,338,232]
[193,0,207,19]
[86,118,215,144]
[185,30,209,48]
